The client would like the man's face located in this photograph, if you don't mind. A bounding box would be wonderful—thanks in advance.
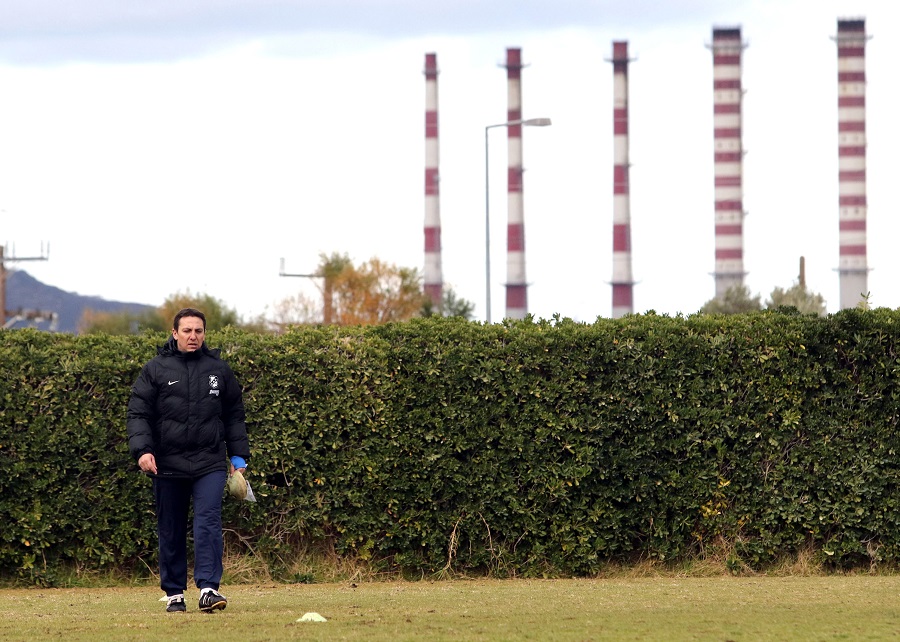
[173,315,205,352]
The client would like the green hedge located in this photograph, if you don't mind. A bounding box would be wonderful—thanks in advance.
[2,309,900,582]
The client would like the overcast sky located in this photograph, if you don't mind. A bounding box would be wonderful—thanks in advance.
[1,0,897,323]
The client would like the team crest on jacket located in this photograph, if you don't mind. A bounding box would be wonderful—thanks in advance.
[208,375,220,396]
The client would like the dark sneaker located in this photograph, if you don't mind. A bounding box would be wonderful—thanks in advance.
[166,594,186,613]
[199,588,227,612]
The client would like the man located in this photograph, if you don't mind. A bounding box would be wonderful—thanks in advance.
[127,308,250,613]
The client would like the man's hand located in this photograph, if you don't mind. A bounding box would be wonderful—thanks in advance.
[229,455,248,476]
[138,453,157,474]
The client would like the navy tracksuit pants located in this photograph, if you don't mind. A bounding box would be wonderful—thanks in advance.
[153,470,227,596]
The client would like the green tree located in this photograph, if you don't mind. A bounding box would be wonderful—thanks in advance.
[766,284,827,316]
[318,252,353,324]
[421,286,475,320]
[158,290,243,330]
[78,290,255,334]
[700,284,762,315]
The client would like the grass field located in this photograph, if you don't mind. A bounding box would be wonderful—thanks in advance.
[2,576,899,641]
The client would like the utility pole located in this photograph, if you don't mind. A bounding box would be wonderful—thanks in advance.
[0,242,50,326]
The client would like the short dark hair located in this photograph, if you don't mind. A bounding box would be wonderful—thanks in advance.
[173,308,207,331]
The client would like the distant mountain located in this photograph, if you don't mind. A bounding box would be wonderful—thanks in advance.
[5,270,156,333]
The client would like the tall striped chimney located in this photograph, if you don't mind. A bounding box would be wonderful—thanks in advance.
[423,53,443,311]
[709,27,747,298]
[833,19,870,309]
[609,41,635,318]
[504,47,528,320]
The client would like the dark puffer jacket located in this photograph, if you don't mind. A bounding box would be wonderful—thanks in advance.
[127,336,250,478]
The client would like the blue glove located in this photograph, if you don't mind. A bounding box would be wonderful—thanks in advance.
[230,456,247,470]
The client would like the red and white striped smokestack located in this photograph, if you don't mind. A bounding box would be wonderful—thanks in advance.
[833,19,870,310]
[709,27,747,298]
[504,47,528,320]
[423,53,443,311]
[609,41,635,318]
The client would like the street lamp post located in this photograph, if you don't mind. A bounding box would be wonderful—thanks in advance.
[484,117,552,324]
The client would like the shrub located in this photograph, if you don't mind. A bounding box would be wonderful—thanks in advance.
[2,309,900,582]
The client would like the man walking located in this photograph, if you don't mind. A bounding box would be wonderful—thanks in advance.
[127,308,250,613]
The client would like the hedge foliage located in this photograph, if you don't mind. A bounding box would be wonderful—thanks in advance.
[2,309,900,583]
